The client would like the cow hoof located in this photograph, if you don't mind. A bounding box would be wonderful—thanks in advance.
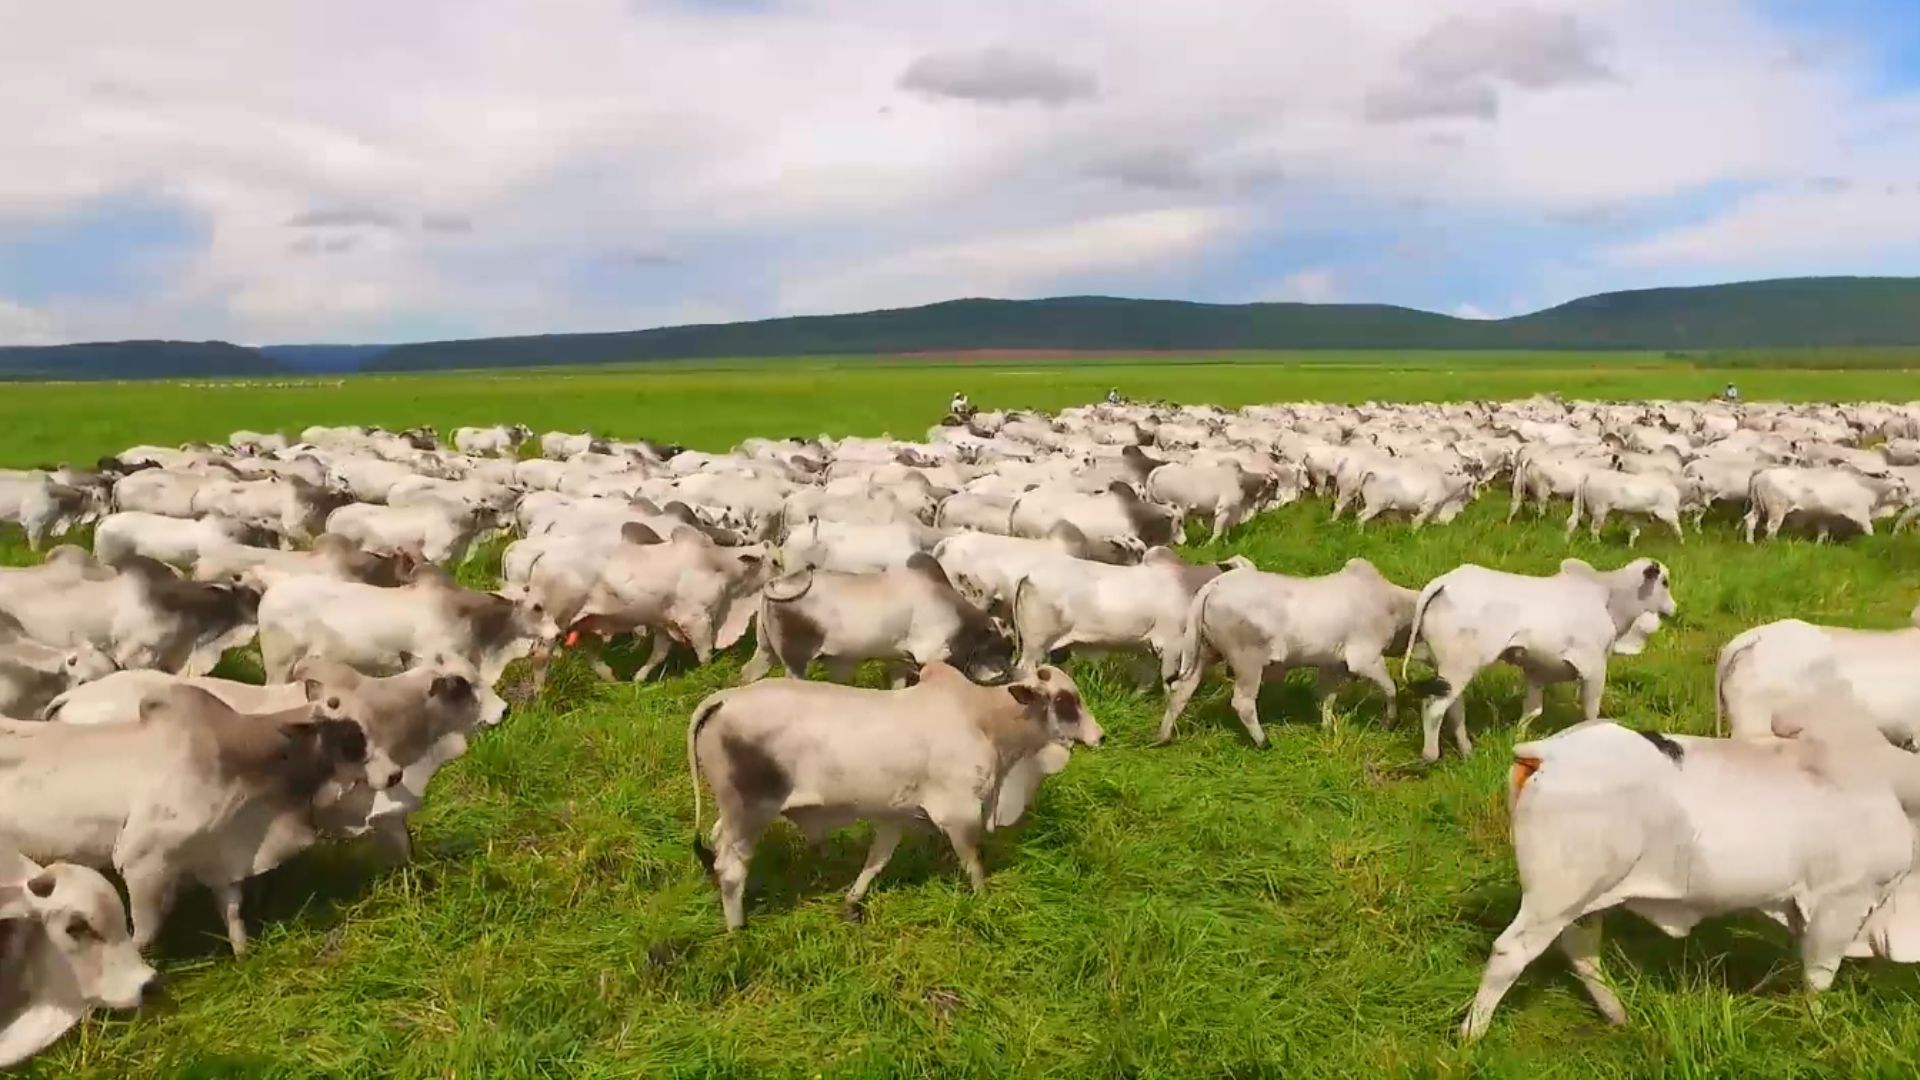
[841,901,866,924]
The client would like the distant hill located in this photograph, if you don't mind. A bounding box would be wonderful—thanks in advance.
[362,277,1920,371]
[5,277,1920,379]
[0,340,283,381]
[368,297,1490,371]
[1499,278,1920,349]
[257,344,393,373]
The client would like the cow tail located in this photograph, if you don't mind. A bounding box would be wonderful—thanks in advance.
[1010,575,1040,662]
[1568,474,1590,532]
[1402,581,1445,685]
[1174,575,1219,683]
[1713,628,1762,737]
[687,692,727,872]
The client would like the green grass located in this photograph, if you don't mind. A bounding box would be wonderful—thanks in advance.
[11,356,1920,1078]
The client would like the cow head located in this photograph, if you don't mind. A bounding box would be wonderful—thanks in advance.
[1433,472,1479,524]
[59,641,118,689]
[279,714,399,797]
[0,858,160,1067]
[1601,558,1677,654]
[1005,665,1102,747]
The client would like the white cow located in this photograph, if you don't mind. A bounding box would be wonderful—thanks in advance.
[686,663,1100,929]
[452,424,532,457]
[1406,558,1676,761]
[1144,461,1269,542]
[1010,547,1237,683]
[1348,460,1477,530]
[1716,615,1920,745]
[1743,467,1907,542]
[1565,470,1686,544]
[0,849,160,1068]
[0,692,396,955]
[1158,560,1418,745]
[1463,717,1920,1038]
[326,501,491,565]
[93,512,262,570]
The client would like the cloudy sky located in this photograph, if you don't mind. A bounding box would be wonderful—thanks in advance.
[2,0,1917,345]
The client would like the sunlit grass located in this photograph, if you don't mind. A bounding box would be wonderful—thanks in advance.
[10,362,1920,1077]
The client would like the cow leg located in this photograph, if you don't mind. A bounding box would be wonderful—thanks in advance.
[1461,903,1584,1040]
[1230,661,1269,748]
[1313,667,1344,729]
[842,821,905,920]
[713,811,773,931]
[935,815,988,893]
[1852,513,1874,538]
[122,864,178,952]
[1515,677,1546,735]
[1765,508,1785,541]
[1155,646,1212,745]
[1897,507,1920,534]
[1346,651,1398,727]
[1558,915,1627,1026]
[259,634,299,684]
[1800,892,1883,992]
[1208,508,1229,544]
[215,881,249,956]
[1576,663,1607,725]
[1354,501,1382,530]
[1420,661,1477,762]
[633,631,675,682]
[737,631,778,683]
[1660,510,1685,542]
[1742,506,1758,543]
[1625,522,1640,548]
[1447,696,1472,756]
[1815,522,1831,544]
[373,814,414,864]
[581,635,619,682]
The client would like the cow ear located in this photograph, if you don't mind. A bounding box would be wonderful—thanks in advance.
[1642,562,1662,581]
[1006,684,1041,706]
[302,678,326,703]
[26,872,55,900]
[430,674,472,700]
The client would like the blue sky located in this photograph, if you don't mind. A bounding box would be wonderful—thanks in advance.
[1,0,1918,345]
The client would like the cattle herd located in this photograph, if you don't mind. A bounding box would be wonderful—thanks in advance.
[3,394,1920,1062]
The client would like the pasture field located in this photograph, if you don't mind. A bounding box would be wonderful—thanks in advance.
[8,356,1920,1078]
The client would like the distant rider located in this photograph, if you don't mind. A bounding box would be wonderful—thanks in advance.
[949,391,974,419]
[1106,387,1124,405]
[1722,382,1740,404]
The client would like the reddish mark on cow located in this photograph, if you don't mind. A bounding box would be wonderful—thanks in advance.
[1510,757,1542,796]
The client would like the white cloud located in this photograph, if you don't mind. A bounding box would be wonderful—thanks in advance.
[1452,302,1494,319]
[1609,183,1920,269]
[779,205,1237,314]
[0,297,61,345]
[899,48,1097,106]
[1271,268,1342,304]
[0,0,1913,342]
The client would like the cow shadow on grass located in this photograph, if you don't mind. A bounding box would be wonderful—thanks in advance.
[140,832,474,964]
[742,820,1013,920]
[1457,878,1813,1013]
[1171,670,1417,745]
